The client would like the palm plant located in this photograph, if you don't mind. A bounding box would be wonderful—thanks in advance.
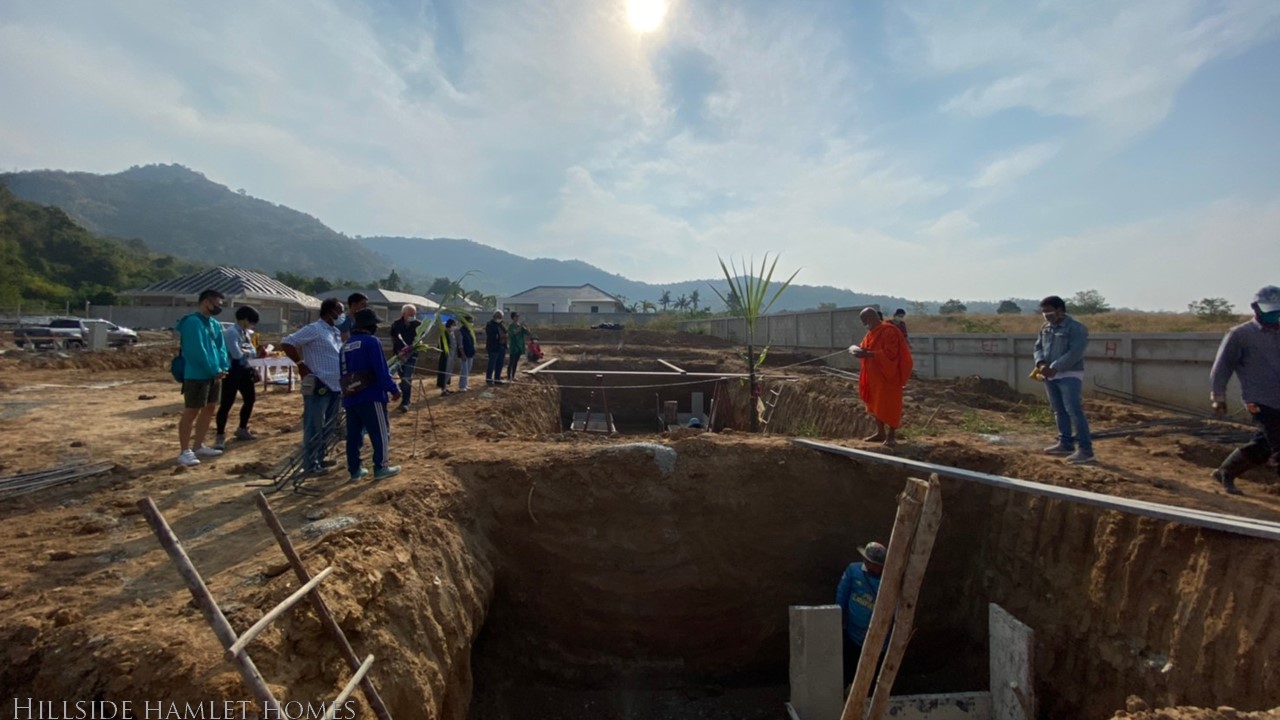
[659,290,672,312]
[689,289,701,312]
[709,254,799,432]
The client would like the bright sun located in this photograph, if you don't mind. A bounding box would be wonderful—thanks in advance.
[626,0,667,32]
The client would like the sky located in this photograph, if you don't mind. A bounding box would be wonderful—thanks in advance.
[2,0,1279,310]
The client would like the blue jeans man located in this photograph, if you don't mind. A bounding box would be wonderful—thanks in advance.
[1044,377,1092,456]
[302,389,342,472]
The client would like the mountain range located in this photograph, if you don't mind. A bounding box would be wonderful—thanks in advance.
[3,164,1032,313]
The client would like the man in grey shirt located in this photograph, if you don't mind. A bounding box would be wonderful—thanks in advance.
[1209,285,1280,495]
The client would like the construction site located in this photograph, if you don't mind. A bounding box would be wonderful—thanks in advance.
[1,328,1278,720]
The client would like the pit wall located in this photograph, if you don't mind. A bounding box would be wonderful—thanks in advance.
[683,312,1235,412]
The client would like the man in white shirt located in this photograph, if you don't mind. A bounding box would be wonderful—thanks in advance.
[282,298,345,474]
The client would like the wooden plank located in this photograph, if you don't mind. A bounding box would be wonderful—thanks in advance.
[842,478,929,720]
[791,439,1280,541]
[324,655,376,720]
[226,566,334,659]
[535,369,798,379]
[989,605,1035,720]
[657,359,688,374]
[137,498,281,716]
[523,357,560,375]
[255,493,393,720]
[867,476,943,719]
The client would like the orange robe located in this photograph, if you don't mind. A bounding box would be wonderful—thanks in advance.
[858,323,914,428]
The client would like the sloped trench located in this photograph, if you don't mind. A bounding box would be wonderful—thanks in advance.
[446,434,1280,719]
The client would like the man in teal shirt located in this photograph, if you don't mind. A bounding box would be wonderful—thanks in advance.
[836,541,886,685]
[175,289,231,467]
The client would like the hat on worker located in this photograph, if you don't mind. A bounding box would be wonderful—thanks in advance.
[859,541,887,565]
[353,308,380,329]
[1253,286,1280,312]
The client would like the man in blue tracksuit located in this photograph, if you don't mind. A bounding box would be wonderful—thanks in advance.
[836,541,886,686]
[340,309,401,482]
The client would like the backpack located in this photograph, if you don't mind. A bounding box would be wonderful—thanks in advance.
[170,352,185,384]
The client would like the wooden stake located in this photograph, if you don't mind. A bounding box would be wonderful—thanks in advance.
[841,478,929,720]
[138,498,281,717]
[226,566,334,659]
[866,475,943,719]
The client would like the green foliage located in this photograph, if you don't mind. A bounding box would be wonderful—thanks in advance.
[939,299,967,315]
[956,317,1002,333]
[710,253,799,340]
[959,410,1006,434]
[1070,289,1112,314]
[1021,403,1055,427]
[909,300,930,316]
[817,302,837,310]
[997,299,1022,314]
[0,182,199,306]
[658,290,672,311]
[1188,297,1235,321]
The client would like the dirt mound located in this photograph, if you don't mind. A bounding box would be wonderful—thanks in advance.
[1112,703,1280,719]
[0,345,172,372]
[935,375,1031,411]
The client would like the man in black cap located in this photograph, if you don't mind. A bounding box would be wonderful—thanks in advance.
[1209,285,1280,495]
[340,308,401,482]
[836,540,886,685]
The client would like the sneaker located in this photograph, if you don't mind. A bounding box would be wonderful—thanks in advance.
[440,389,451,397]
[321,458,338,468]
[398,405,410,414]
[234,427,256,441]
[1212,469,1244,495]
[1065,450,1096,465]
[306,465,331,477]
[194,446,223,457]
[212,434,226,450]
[177,449,201,467]
[493,380,505,386]
[1043,443,1074,456]
[373,465,401,481]
[348,467,369,483]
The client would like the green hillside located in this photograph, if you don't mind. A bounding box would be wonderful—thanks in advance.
[0,182,199,306]
[2,164,390,280]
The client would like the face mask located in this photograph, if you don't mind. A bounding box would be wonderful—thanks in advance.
[1043,312,1057,322]
[209,306,224,316]
[1260,310,1280,325]
[334,313,347,326]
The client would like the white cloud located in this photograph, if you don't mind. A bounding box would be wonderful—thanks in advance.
[970,142,1060,189]
[904,0,1280,133]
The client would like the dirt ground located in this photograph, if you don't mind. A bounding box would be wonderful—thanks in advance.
[0,330,1277,719]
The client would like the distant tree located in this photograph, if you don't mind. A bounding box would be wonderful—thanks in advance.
[641,300,656,313]
[689,289,701,312]
[382,269,403,292]
[939,299,967,315]
[428,277,454,295]
[675,294,690,312]
[1189,297,1235,321]
[909,300,930,316]
[997,300,1022,314]
[817,302,837,310]
[309,276,334,294]
[659,290,672,312]
[1070,289,1112,315]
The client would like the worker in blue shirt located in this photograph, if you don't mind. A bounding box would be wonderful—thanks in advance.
[340,308,401,482]
[836,541,886,686]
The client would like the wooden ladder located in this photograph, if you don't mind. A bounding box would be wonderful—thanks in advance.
[760,385,785,432]
[138,493,393,720]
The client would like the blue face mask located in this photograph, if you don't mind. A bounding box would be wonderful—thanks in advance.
[334,313,347,326]
[1259,310,1280,325]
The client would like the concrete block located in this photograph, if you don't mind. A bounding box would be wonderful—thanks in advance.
[989,604,1035,720]
[789,605,843,720]
[884,692,992,719]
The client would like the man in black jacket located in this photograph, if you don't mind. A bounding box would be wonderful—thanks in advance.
[389,304,420,412]
[484,311,508,386]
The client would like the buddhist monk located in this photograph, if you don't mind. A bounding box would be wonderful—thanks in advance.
[850,307,913,447]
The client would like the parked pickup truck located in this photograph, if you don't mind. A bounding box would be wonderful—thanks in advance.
[13,318,139,349]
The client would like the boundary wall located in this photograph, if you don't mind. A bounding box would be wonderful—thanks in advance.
[683,309,1235,412]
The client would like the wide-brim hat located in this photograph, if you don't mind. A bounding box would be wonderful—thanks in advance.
[859,541,887,565]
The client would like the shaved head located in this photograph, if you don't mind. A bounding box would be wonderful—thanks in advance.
[860,307,882,327]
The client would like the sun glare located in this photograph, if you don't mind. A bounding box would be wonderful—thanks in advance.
[627,0,667,32]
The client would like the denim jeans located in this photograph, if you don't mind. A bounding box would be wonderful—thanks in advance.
[457,356,474,391]
[1044,377,1092,452]
[346,402,390,476]
[302,390,342,471]
[486,347,507,383]
[398,353,417,408]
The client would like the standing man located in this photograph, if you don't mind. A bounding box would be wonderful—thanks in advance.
[507,311,529,381]
[389,304,420,413]
[850,307,913,447]
[457,315,476,392]
[341,309,401,482]
[282,298,345,475]
[890,308,909,344]
[1034,295,1094,464]
[1208,286,1280,495]
[485,310,508,386]
[214,305,261,449]
[175,289,231,467]
[836,541,887,686]
[338,292,369,342]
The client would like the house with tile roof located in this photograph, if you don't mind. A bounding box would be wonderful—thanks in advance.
[124,266,320,331]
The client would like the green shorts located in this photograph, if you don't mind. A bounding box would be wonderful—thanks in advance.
[182,378,222,409]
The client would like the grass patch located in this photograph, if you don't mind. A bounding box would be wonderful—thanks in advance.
[1021,403,1056,427]
[958,410,1007,434]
